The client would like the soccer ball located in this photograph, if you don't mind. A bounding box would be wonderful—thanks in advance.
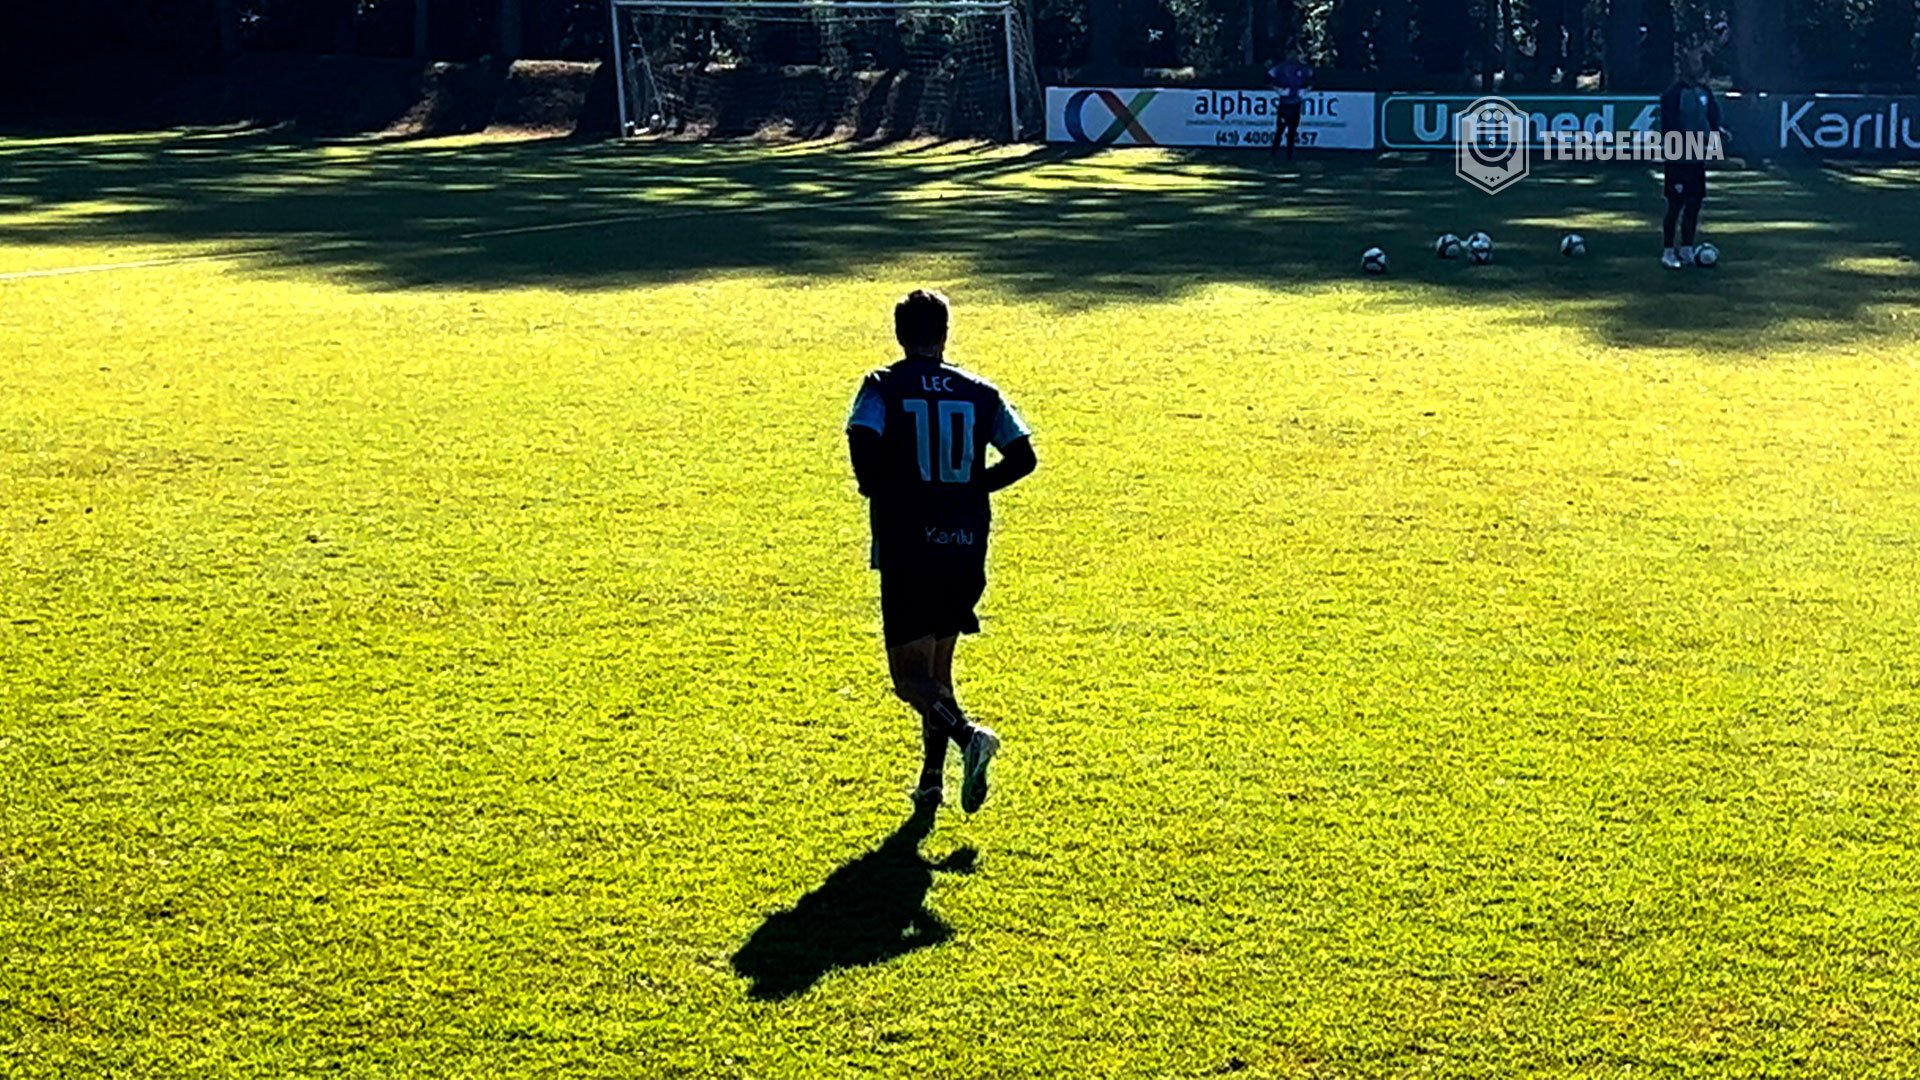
[1693,242,1720,268]
[1362,247,1389,274]
[1435,233,1464,260]
[1466,232,1494,265]
[1561,233,1587,257]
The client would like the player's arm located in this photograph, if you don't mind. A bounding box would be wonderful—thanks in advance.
[982,395,1036,494]
[1660,84,1680,135]
[846,378,887,498]
[983,436,1035,493]
[849,428,886,497]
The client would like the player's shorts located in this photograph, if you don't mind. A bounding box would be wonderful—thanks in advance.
[1276,99,1304,129]
[1664,161,1708,203]
[880,563,987,649]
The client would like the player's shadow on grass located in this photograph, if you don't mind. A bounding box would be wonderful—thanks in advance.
[731,804,975,1001]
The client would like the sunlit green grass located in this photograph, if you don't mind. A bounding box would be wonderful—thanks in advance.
[4,132,1920,1077]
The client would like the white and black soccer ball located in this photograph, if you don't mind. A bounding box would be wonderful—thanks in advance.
[1466,232,1494,265]
[1561,233,1587,257]
[1693,242,1720,268]
[1362,247,1390,275]
[1435,233,1464,260]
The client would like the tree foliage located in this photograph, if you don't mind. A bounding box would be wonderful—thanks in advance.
[3,0,1915,91]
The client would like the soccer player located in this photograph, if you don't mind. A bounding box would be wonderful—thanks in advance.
[1266,47,1314,164]
[846,290,1037,813]
[1660,47,1723,269]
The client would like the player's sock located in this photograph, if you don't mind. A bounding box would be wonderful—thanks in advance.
[919,714,948,788]
[1681,202,1702,248]
[927,698,975,746]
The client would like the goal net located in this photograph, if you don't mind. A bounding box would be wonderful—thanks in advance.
[609,1,1043,141]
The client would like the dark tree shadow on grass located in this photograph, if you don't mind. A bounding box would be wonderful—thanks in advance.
[731,804,975,1001]
[0,128,1916,349]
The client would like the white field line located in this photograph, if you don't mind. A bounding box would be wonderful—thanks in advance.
[0,185,1013,279]
[0,240,371,283]
[457,185,1009,240]
[0,249,270,283]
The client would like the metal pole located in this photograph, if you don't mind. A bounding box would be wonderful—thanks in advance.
[609,0,632,136]
[1003,5,1019,142]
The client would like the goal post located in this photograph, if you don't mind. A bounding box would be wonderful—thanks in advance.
[608,0,1043,142]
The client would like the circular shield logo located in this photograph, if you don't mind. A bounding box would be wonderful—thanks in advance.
[1455,97,1529,194]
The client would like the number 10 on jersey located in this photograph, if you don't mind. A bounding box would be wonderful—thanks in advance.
[902,399,975,483]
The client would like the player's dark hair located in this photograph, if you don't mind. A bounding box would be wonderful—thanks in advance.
[895,289,950,353]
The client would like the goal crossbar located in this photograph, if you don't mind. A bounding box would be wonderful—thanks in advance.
[612,1,1020,12]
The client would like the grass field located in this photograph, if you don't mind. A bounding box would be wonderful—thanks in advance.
[5,129,1920,1077]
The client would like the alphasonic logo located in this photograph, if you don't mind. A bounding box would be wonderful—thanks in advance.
[1455,96,1529,193]
[1063,89,1160,145]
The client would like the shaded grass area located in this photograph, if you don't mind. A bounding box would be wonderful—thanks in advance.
[3,133,1920,1077]
[0,129,1917,349]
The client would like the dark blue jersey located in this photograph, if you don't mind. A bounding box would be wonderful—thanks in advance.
[1661,80,1723,161]
[847,357,1031,571]
[1267,60,1313,101]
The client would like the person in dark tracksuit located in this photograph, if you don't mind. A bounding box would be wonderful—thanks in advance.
[1266,49,1313,164]
[1660,48,1724,269]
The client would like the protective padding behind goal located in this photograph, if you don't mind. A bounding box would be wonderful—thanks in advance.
[610,1,1042,141]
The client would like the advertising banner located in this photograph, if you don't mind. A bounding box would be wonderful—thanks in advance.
[1378,95,1660,149]
[1044,87,1377,150]
[1045,88,1920,159]
[1722,93,1920,157]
